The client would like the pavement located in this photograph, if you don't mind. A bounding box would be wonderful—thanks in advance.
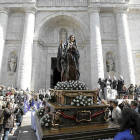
[2,110,37,140]
[17,111,37,140]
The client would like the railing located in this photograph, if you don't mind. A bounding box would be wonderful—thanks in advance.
[0,0,36,3]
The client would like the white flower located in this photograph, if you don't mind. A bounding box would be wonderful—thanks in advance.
[45,123,49,126]
[46,114,50,118]
[41,110,44,112]
[77,103,80,106]
[80,95,83,98]
[91,102,93,104]
[83,104,85,106]
[73,99,76,102]
[45,118,48,121]
[85,101,87,104]
[77,100,79,102]
[82,99,84,102]
[48,119,50,122]
[71,102,74,105]
[80,102,83,104]
[84,96,86,99]
[88,103,91,106]
[87,99,90,102]
[76,96,78,99]
[40,113,42,115]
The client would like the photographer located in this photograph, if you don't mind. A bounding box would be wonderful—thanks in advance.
[3,102,18,140]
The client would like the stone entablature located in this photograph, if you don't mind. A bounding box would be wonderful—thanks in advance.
[0,0,35,3]
[0,0,131,5]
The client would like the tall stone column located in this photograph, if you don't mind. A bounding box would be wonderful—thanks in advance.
[17,7,36,90]
[88,7,104,89]
[115,7,135,86]
[0,7,10,84]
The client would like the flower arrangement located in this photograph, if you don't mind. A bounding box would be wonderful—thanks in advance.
[40,114,51,127]
[37,107,45,116]
[54,80,89,90]
[71,95,93,107]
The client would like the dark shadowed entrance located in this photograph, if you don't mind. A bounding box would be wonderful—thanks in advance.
[51,58,61,88]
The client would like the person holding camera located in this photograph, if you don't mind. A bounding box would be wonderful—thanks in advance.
[2,102,18,140]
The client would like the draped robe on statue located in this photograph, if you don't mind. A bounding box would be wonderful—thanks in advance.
[57,35,80,81]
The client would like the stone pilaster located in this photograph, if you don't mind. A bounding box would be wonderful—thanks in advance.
[88,7,104,89]
[0,7,10,84]
[17,7,36,90]
[114,7,135,86]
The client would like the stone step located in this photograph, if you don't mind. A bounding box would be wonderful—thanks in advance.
[17,132,37,140]
[8,136,17,140]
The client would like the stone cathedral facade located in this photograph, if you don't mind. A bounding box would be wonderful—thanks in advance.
[0,0,140,91]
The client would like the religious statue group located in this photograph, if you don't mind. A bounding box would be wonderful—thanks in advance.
[57,35,80,82]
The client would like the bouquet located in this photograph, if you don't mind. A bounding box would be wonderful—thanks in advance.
[71,95,93,107]
[40,114,51,127]
[37,107,45,116]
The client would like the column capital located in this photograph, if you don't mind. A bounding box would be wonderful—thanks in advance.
[88,7,100,14]
[24,7,37,15]
[114,7,129,15]
[0,7,10,15]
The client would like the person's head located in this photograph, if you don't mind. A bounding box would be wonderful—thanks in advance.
[123,85,127,90]
[123,103,131,110]
[6,102,11,109]
[34,94,39,100]
[119,75,123,80]
[130,84,133,87]
[112,99,118,108]
[135,84,138,87]
[70,35,75,42]
[113,76,116,80]
[107,75,110,79]
[120,108,140,140]
[109,99,113,106]
[131,101,138,108]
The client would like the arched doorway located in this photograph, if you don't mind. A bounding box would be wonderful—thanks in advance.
[36,13,89,89]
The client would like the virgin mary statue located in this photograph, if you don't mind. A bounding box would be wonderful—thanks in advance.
[57,35,80,82]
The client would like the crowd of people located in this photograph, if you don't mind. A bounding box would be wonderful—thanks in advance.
[0,85,50,140]
[98,75,140,99]
[0,78,140,140]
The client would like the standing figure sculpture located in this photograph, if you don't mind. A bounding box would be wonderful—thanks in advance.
[9,58,17,72]
[106,54,114,72]
[57,35,80,81]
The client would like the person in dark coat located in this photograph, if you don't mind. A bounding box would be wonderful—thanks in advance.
[39,91,44,101]
[3,102,18,140]
[17,91,24,105]
[112,76,118,90]
[98,78,105,99]
[16,102,24,127]
[138,97,140,114]
[117,75,124,92]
